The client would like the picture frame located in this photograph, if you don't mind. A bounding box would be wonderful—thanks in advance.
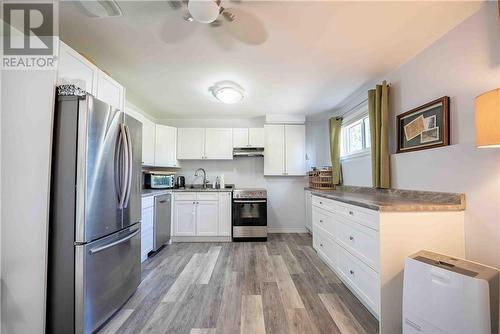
[396,96,450,153]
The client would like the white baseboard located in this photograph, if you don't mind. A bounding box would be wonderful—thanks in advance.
[267,227,308,233]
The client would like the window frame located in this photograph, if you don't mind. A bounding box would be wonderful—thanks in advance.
[340,102,371,160]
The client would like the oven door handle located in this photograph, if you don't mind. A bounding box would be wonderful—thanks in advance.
[233,200,267,203]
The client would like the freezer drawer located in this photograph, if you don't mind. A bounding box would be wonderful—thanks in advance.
[75,224,141,334]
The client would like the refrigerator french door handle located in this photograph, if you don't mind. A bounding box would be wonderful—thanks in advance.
[123,125,133,208]
[88,228,140,255]
[118,124,129,209]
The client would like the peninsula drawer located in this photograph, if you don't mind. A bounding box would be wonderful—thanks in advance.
[336,216,380,271]
[196,193,219,201]
[174,192,197,201]
[337,246,380,316]
[335,201,379,230]
[312,206,335,237]
[312,195,337,213]
[142,196,154,209]
[313,225,337,269]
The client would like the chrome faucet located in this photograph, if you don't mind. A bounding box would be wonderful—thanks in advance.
[194,168,208,189]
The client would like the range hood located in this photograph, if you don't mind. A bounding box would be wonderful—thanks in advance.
[233,147,264,157]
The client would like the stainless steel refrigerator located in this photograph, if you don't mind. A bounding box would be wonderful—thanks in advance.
[47,86,142,334]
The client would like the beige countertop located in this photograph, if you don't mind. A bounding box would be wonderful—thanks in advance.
[306,186,465,212]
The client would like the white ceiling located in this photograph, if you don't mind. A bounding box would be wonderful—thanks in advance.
[59,1,482,120]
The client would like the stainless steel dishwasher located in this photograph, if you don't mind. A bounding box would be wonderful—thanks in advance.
[153,193,171,252]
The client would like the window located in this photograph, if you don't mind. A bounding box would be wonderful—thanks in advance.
[341,114,371,157]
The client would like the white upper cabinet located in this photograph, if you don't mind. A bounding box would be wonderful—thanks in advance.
[177,128,205,160]
[177,128,233,160]
[284,125,306,175]
[124,107,156,166]
[57,41,98,95]
[264,124,305,176]
[205,128,233,160]
[233,128,249,148]
[155,125,178,167]
[57,41,125,112]
[142,118,156,166]
[232,127,264,148]
[96,70,125,111]
[249,128,265,148]
[264,124,285,175]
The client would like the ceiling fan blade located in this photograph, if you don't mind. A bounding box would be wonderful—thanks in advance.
[167,1,183,10]
[222,10,235,22]
[224,8,267,45]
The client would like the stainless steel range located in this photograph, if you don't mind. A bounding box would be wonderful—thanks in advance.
[232,188,267,241]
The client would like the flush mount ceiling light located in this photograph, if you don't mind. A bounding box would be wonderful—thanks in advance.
[187,0,221,24]
[211,81,245,104]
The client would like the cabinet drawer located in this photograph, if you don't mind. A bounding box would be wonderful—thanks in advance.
[337,246,380,316]
[312,195,337,213]
[313,225,337,269]
[312,207,335,237]
[174,192,197,201]
[335,201,379,230]
[142,196,154,209]
[336,216,379,271]
[142,216,154,233]
[196,193,219,201]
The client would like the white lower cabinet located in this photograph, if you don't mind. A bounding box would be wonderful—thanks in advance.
[218,192,232,236]
[310,194,465,334]
[173,192,232,240]
[304,190,312,232]
[174,200,197,236]
[196,201,218,236]
[141,197,155,262]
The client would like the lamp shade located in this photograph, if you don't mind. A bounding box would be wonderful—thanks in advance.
[475,88,500,148]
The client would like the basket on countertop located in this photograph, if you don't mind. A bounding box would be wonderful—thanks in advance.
[308,169,336,190]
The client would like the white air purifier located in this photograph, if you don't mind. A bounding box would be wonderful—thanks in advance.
[403,250,498,334]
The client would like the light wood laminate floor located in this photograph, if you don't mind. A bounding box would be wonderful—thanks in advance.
[97,233,378,334]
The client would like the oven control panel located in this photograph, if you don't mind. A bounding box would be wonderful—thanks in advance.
[233,189,267,199]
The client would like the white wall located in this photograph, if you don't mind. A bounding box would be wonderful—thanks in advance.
[308,3,500,269]
[176,159,307,232]
[1,70,57,333]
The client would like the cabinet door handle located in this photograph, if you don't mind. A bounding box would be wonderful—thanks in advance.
[320,243,323,247]
[349,270,354,275]
[319,201,323,204]
[349,211,354,216]
[319,220,323,223]
[349,236,354,241]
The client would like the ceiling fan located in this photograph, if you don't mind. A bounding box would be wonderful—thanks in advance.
[162,0,267,46]
[168,0,236,26]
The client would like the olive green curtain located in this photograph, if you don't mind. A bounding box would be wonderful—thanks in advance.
[368,81,390,188]
[329,117,343,185]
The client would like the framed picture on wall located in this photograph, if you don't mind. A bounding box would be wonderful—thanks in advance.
[396,96,450,153]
